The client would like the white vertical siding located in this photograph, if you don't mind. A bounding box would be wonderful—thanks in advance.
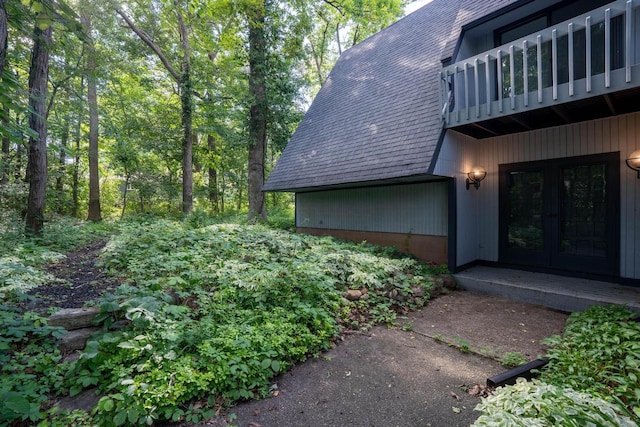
[434,111,640,279]
[296,182,448,236]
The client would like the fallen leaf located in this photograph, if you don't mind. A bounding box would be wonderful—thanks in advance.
[452,406,461,413]
[249,423,261,427]
[273,390,279,396]
[450,391,460,400]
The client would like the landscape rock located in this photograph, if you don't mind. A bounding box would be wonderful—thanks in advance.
[48,307,100,330]
[55,388,101,413]
[345,289,362,301]
[58,327,101,353]
[412,286,425,298]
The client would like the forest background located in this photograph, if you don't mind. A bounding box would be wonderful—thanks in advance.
[0,0,417,234]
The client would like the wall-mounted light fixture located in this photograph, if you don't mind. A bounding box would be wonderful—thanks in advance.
[466,167,487,190]
[626,150,640,179]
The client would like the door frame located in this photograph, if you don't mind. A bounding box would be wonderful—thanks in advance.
[498,152,620,276]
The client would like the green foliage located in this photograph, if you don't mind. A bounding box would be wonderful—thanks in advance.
[473,378,637,426]
[540,305,640,418]
[0,305,69,424]
[0,214,114,300]
[475,305,640,424]
[55,218,435,424]
[500,351,527,368]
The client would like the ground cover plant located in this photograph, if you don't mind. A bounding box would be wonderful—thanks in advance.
[473,305,640,425]
[0,215,436,425]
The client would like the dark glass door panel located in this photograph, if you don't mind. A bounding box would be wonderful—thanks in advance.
[507,170,544,250]
[499,153,619,276]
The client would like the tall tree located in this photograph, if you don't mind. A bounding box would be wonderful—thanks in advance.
[246,0,267,221]
[81,11,101,221]
[0,0,6,77]
[25,22,53,236]
[115,2,194,214]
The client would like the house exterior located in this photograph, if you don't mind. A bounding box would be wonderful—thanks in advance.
[264,0,640,284]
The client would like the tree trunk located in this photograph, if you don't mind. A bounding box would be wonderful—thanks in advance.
[83,13,102,221]
[25,24,52,236]
[247,1,267,222]
[1,1,8,185]
[71,99,81,218]
[207,134,218,212]
[0,0,6,77]
[1,108,8,184]
[55,114,69,214]
[175,0,193,214]
[121,175,128,218]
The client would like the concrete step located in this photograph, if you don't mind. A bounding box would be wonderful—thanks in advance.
[454,266,640,313]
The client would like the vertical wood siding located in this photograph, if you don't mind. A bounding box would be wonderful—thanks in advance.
[296,182,448,236]
[434,111,640,279]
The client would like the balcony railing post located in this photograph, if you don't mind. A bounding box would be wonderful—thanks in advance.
[568,23,575,96]
[626,0,632,83]
[474,58,480,118]
[464,63,470,120]
[586,16,592,92]
[552,29,558,100]
[497,50,503,112]
[537,35,543,103]
[485,54,492,116]
[523,40,529,106]
[454,65,459,122]
[605,8,611,88]
[509,45,516,109]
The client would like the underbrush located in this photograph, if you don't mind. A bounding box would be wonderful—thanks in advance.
[474,305,640,425]
[1,215,437,425]
[0,211,114,301]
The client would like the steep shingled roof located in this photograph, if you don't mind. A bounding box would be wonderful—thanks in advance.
[264,0,518,192]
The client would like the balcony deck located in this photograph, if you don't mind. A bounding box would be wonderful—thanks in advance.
[441,0,640,137]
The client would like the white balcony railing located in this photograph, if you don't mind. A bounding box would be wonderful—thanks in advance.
[440,0,640,128]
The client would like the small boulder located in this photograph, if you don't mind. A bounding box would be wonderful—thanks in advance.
[345,289,362,301]
[58,327,101,353]
[48,307,100,330]
[412,286,425,298]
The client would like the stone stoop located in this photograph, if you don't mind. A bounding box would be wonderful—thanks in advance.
[48,307,101,353]
[454,266,640,313]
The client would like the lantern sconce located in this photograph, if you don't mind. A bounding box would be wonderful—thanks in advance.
[466,167,487,190]
[626,150,640,179]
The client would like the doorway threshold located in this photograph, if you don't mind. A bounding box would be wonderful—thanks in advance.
[454,266,640,313]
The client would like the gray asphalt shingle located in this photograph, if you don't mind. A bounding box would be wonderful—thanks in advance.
[264,0,519,192]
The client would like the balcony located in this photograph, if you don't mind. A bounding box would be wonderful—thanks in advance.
[440,0,640,138]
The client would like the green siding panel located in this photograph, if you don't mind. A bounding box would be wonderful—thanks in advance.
[296,182,448,236]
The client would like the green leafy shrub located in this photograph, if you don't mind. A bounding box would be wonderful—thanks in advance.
[62,220,434,424]
[0,305,69,424]
[541,305,640,418]
[473,378,637,426]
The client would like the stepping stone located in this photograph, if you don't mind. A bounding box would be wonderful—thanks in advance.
[48,307,100,330]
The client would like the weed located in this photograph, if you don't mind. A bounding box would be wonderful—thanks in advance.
[500,351,527,368]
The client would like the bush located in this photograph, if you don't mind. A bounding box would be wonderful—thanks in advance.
[473,378,637,426]
[541,305,640,418]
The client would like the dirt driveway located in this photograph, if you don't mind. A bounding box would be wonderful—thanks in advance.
[196,290,568,427]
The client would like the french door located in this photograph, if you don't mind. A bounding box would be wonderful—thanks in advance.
[499,153,619,276]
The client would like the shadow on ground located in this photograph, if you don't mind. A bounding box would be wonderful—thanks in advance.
[188,290,568,427]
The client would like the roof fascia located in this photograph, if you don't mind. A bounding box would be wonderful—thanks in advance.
[449,0,535,62]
